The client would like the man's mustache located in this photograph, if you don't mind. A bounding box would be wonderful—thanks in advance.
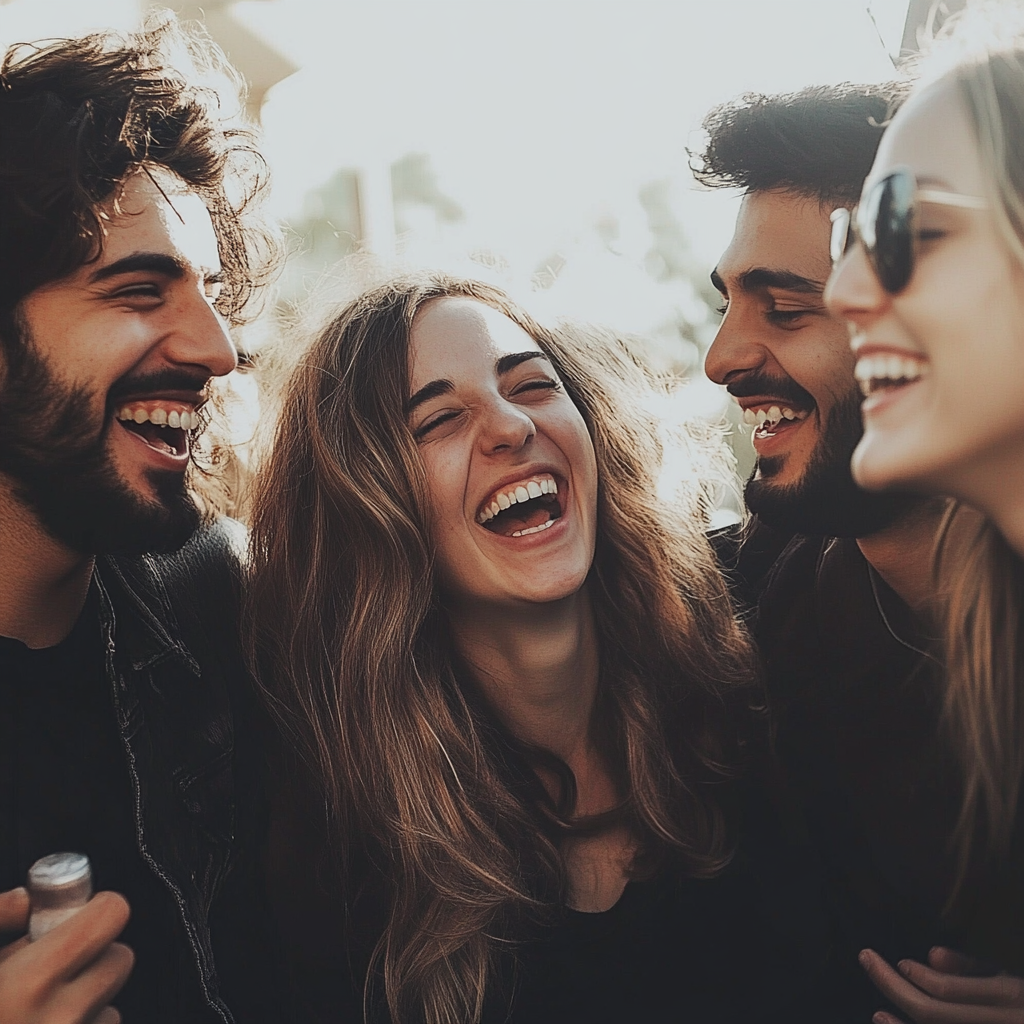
[106,369,212,408]
[725,373,815,410]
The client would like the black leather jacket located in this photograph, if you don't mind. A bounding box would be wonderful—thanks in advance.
[93,518,260,1024]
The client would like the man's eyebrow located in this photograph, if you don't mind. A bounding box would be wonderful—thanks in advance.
[89,252,190,283]
[737,268,825,294]
[495,351,551,375]
[405,352,551,415]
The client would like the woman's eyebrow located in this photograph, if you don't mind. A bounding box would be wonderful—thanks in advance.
[406,378,453,414]
[496,351,551,374]
[406,353,551,414]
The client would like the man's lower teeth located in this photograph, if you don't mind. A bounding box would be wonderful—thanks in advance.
[511,520,555,538]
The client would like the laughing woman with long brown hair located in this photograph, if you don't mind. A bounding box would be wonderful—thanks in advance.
[247,273,788,1024]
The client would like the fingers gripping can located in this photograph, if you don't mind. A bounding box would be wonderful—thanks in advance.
[27,852,93,941]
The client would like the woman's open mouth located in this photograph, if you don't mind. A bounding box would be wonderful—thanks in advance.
[854,353,928,402]
[476,473,564,538]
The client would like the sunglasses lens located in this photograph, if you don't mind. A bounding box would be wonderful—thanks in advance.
[829,208,851,264]
[873,171,915,294]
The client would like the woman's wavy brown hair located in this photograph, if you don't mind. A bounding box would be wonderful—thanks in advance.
[247,272,757,1023]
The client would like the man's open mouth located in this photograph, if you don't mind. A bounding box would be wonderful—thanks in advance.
[854,353,928,398]
[741,402,811,440]
[114,400,200,458]
[476,473,564,538]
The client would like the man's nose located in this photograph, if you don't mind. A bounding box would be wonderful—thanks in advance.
[163,286,238,378]
[704,310,767,386]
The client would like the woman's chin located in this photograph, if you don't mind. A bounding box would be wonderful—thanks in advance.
[852,431,921,495]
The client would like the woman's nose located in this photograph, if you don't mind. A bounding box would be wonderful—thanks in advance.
[479,398,536,455]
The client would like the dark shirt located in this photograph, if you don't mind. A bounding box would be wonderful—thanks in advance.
[0,588,209,1022]
[753,532,1024,1019]
[269,753,820,1024]
[498,852,808,1024]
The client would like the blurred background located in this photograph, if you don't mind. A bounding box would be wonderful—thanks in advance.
[0,0,932,496]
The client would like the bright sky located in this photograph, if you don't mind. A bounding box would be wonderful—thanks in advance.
[0,0,910,317]
[244,0,907,266]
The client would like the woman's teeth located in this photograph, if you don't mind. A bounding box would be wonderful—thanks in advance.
[854,354,927,396]
[477,475,559,524]
[512,519,556,538]
[741,405,806,429]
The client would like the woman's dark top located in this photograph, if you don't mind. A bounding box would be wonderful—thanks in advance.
[495,857,805,1024]
[268,750,822,1024]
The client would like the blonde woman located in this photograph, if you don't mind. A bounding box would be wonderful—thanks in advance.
[827,10,1024,1022]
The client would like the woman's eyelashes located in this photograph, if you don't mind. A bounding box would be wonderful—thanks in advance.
[510,378,562,398]
[412,378,562,441]
[413,408,462,440]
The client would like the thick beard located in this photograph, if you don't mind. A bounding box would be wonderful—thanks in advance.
[0,312,201,556]
[744,386,916,538]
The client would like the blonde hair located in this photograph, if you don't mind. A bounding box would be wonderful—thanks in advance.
[913,5,1024,893]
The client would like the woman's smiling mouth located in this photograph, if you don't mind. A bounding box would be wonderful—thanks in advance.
[476,473,564,538]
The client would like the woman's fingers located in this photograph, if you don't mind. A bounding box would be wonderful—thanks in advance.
[929,947,1003,978]
[899,957,1024,1007]
[861,949,1024,1023]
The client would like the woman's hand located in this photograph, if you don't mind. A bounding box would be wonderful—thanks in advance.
[861,946,1024,1023]
[0,886,134,1024]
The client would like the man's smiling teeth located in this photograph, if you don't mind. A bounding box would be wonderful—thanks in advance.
[477,475,558,524]
[741,405,807,429]
[115,405,199,430]
[854,354,928,396]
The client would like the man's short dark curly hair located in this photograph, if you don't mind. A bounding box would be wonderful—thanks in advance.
[690,81,912,206]
[0,13,278,325]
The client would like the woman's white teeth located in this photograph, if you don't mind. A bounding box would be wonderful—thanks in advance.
[116,406,197,429]
[854,354,927,396]
[741,405,803,428]
[512,519,555,538]
[477,475,558,524]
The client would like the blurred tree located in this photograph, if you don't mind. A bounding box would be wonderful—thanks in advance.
[391,153,464,233]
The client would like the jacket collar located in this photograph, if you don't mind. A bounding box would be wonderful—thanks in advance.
[94,553,201,677]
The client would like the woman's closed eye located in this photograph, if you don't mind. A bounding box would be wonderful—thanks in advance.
[511,378,562,398]
[413,408,463,441]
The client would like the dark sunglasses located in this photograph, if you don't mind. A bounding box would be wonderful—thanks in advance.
[829,165,987,294]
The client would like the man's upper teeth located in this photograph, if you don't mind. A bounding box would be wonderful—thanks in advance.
[116,405,198,429]
[477,475,558,524]
[854,354,927,395]
[742,405,804,427]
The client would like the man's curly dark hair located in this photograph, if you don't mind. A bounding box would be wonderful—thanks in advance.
[0,12,279,326]
[690,81,912,206]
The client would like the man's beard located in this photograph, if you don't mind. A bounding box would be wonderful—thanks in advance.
[744,385,916,538]
[0,314,203,556]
